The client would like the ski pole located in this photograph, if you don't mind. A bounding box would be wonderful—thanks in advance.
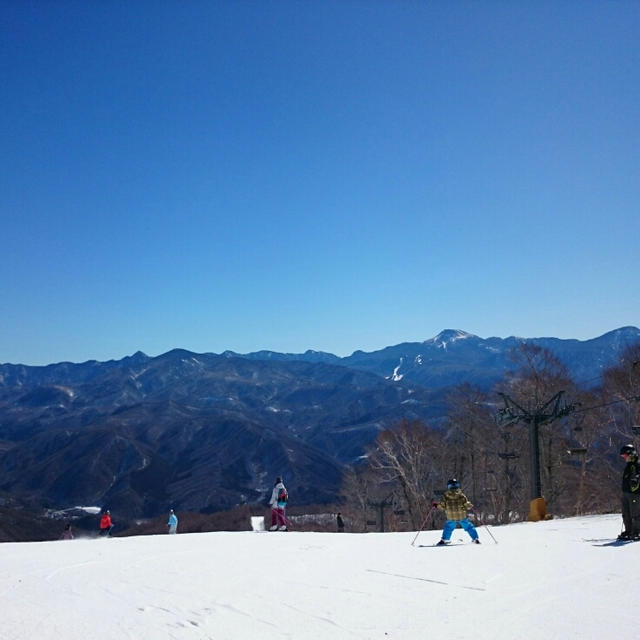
[472,507,498,544]
[411,503,437,546]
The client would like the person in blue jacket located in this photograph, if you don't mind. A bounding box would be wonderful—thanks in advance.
[167,509,178,534]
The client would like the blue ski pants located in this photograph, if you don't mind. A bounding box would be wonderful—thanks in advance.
[442,518,478,541]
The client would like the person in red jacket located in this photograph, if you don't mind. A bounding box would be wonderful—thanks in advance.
[99,510,113,537]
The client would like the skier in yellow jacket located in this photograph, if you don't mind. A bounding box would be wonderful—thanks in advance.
[433,478,480,545]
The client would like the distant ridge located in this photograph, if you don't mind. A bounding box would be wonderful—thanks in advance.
[220,326,640,390]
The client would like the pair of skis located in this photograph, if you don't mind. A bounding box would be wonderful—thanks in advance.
[411,505,497,546]
[419,539,477,547]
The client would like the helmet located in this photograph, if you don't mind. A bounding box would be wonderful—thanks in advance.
[447,478,460,489]
[620,444,636,456]
[275,476,282,484]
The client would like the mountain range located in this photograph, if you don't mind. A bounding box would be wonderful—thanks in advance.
[227,327,640,389]
[1,326,638,527]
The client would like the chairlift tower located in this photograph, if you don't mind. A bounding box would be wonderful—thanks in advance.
[366,493,395,533]
[495,391,578,520]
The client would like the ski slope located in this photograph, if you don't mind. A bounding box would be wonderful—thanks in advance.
[0,514,633,639]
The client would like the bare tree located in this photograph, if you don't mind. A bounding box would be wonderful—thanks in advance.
[602,342,640,445]
[494,428,528,522]
[560,392,618,516]
[447,385,499,500]
[340,465,375,532]
[367,420,445,529]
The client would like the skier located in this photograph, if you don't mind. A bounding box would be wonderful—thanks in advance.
[336,512,345,533]
[167,509,178,534]
[432,478,480,545]
[99,510,113,537]
[619,444,640,540]
[268,476,288,531]
[60,523,74,540]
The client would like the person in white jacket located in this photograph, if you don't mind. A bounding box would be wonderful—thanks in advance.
[268,477,288,531]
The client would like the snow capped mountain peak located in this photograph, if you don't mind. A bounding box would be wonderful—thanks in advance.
[426,329,475,348]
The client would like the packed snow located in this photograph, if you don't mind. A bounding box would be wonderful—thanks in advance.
[0,513,635,639]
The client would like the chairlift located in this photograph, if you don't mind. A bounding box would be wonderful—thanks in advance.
[568,430,587,454]
[569,447,587,455]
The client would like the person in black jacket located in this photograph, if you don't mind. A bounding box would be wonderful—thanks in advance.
[619,444,640,540]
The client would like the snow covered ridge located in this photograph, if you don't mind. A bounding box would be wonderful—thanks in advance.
[424,328,475,348]
[377,326,640,388]
[385,330,474,378]
[1,514,636,640]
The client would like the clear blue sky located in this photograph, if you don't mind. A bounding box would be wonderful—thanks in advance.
[1,1,638,365]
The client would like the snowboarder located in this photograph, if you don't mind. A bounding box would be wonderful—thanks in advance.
[167,509,178,534]
[619,444,640,540]
[432,478,480,545]
[268,477,288,531]
[99,510,113,537]
[336,512,345,533]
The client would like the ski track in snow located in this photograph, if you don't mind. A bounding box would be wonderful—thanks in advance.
[366,568,486,591]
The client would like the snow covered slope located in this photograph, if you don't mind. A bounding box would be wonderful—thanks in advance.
[0,514,634,639]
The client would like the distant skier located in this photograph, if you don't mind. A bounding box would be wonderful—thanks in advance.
[336,512,345,533]
[268,477,288,531]
[432,478,480,545]
[167,509,178,534]
[99,510,113,537]
[60,523,74,540]
[619,444,640,540]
